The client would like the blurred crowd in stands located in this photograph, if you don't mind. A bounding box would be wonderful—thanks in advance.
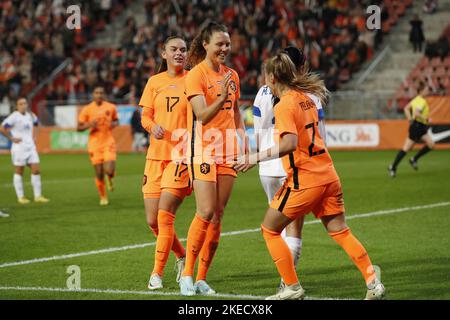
[2,0,448,117]
[0,0,130,113]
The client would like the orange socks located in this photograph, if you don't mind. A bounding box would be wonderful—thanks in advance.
[152,210,176,276]
[329,228,376,285]
[182,214,210,277]
[149,213,185,264]
[261,225,298,286]
[95,178,106,198]
[196,222,221,281]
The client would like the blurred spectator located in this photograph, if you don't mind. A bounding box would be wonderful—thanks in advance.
[423,0,438,14]
[410,14,425,52]
[130,105,147,152]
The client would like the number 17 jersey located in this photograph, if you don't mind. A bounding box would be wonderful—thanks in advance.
[274,90,338,190]
[139,71,188,161]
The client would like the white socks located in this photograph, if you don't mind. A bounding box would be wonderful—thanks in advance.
[284,236,303,267]
[13,174,24,198]
[31,174,42,198]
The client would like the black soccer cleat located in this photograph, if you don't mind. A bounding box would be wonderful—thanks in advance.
[409,158,418,171]
[388,165,396,178]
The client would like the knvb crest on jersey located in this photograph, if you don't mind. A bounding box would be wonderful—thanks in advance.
[200,163,211,175]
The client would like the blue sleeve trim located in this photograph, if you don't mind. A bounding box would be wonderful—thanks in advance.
[3,123,12,129]
[318,108,325,120]
[252,106,261,117]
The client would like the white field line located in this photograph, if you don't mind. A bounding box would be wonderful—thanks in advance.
[0,175,142,188]
[0,285,349,300]
[0,201,449,270]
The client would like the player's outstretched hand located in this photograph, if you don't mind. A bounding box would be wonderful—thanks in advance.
[233,154,257,173]
[151,124,165,139]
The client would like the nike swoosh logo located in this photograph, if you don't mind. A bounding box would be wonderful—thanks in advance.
[428,128,450,142]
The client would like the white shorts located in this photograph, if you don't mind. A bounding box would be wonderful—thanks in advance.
[11,147,40,167]
[259,175,286,204]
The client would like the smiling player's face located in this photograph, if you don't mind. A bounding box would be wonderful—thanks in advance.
[204,31,231,66]
[162,38,187,71]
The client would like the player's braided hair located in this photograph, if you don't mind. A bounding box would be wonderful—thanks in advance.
[157,36,187,74]
[265,53,329,105]
[187,22,228,68]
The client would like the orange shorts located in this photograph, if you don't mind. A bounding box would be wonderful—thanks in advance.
[142,159,192,199]
[188,162,237,182]
[89,143,116,165]
[270,179,345,220]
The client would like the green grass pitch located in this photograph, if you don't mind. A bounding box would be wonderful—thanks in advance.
[0,150,449,300]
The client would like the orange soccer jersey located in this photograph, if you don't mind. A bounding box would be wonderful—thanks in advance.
[274,90,339,190]
[185,60,240,165]
[139,70,189,162]
[78,101,118,152]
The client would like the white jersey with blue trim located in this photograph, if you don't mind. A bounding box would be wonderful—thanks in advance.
[1,111,38,150]
[253,86,286,177]
[252,86,326,177]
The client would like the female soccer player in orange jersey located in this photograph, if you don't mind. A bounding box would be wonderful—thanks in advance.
[235,53,385,300]
[179,22,247,296]
[139,36,191,290]
[77,86,118,206]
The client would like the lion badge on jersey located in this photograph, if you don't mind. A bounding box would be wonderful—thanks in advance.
[200,163,211,175]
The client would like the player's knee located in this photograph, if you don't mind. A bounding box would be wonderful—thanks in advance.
[211,208,225,224]
[32,169,40,175]
[427,141,435,149]
[197,206,215,221]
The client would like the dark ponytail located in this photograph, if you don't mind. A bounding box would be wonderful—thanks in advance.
[187,22,228,68]
[157,35,186,74]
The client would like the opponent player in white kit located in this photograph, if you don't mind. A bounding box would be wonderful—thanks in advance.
[253,47,327,276]
[0,97,49,204]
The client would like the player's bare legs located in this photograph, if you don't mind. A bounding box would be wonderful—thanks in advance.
[103,160,116,191]
[29,162,49,203]
[14,165,29,204]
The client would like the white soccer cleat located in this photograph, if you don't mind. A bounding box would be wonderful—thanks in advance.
[0,211,9,218]
[265,283,305,300]
[365,278,386,300]
[179,276,196,296]
[147,274,163,290]
[175,257,185,283]
[194,280,216,295]
[99,197,109,206]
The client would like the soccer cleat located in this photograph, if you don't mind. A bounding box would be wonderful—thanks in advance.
[409,158,418,171]
[175,257,185,283]
[99,198,109,206]
[278,279,286,292]
[147,274,163,290]
[387,165,396,178]
[179,276,196,296]
[365,278,386,300]
[0,211,9,218]
[265,283,305,300]
[106,176,114,192]
[34,196,50,203]
[18,197,30,204]
[194,280,216,295]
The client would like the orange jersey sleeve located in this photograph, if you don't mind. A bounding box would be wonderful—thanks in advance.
[274,90,338,189]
